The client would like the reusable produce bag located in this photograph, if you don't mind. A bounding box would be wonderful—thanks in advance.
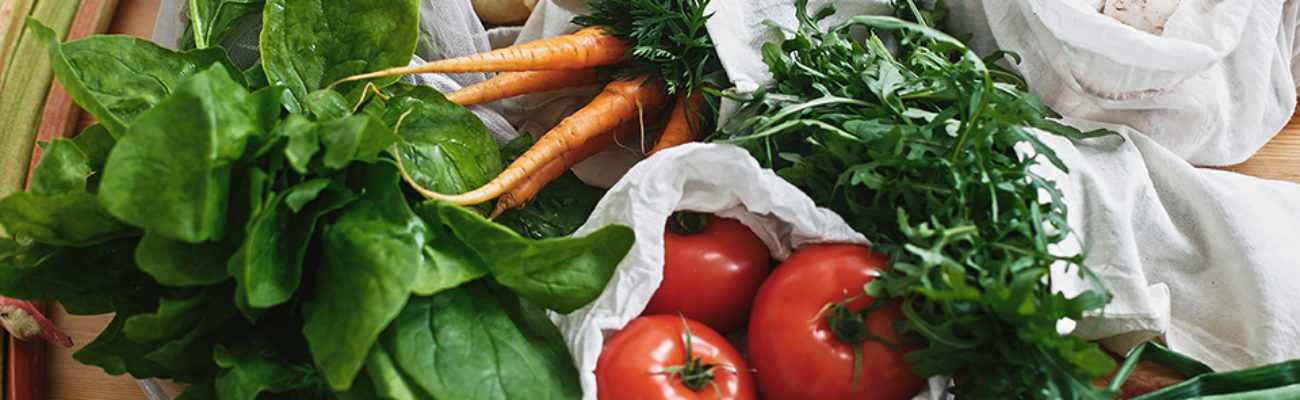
[948,0,1297,166]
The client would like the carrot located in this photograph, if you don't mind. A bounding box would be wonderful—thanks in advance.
[647,90,707,155]
[446,68,600,106]
[488,109,658,219]
[333,26,628,87]
[401,76,669,206]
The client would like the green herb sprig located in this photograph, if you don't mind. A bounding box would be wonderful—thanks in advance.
[715,1,1116,398]
[572,0,728,97]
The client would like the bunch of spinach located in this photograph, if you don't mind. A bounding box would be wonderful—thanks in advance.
[715,1,1115,398]
[0,1,630,399]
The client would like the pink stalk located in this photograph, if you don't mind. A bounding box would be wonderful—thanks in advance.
[0,296,72,347]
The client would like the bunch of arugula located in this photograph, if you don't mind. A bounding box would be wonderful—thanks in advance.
[715,1,1116,398]
[0,1,627,399]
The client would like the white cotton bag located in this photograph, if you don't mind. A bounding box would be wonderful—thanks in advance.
[956,0,1298,166]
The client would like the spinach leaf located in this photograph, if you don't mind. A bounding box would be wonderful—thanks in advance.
[421,200,632,313]
[122,285,238,372]
[260,0,419,113]
[97,65,266,243]
[0,238,137,309]
[279,113,399,174]
[229,177,356,309]
[29,138,91,196]
[304,88,352,121]
[187,0,265,50]
[0,134,134,246]
[302,162,483,391]
[29,20,243,138]
[493,136,604,240]
[363,283,581,400]
[0,190,135,246]
[73,290,218,381]
[382,83,501,200]
[213,336,321,399]
[72,124,116,172]
[135,231,235,286]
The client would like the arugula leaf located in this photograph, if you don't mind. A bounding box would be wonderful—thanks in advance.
[29,20,243,138]
[260,0,419,113]
[716,1,1114,398]
[362,282,582,400]
[97,65,266,243]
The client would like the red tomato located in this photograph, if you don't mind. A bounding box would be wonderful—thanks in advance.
[747,243,923,400]
[643,214,770,333]
[595,315,757,400]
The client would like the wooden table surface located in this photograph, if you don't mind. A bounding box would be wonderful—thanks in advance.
[33,0,1300,399]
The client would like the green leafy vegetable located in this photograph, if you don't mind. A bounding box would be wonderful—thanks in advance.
[29,19,243,138]
[28,138,91,196]
[98,65,269,243]
[213,336,321,399]
[424,200,632,314]
[229,177,356,308]
[260,0,419,113]
[0,238,138,309]
[573,0,726,96]
[301,162,474,390]
[0,190,134,246]
[134,231,236,286]
[186,0,265,50]
[360,283,582,400]
[383,83,502,198]
[5,4,633,399]
[715,1,1114,398]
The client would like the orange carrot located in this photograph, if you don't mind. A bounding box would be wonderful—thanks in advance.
[334,26,628,87]
[489,110,658,219]
[401,76,669,206]
[447,68,601,106]
[647,90,707,155]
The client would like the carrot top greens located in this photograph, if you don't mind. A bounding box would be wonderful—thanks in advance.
[716,0,1117,398]
[573,0,727,97]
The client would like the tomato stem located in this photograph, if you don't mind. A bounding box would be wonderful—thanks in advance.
[651,314,734,396]
[667,211,709,235]
[823,295,906,394]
